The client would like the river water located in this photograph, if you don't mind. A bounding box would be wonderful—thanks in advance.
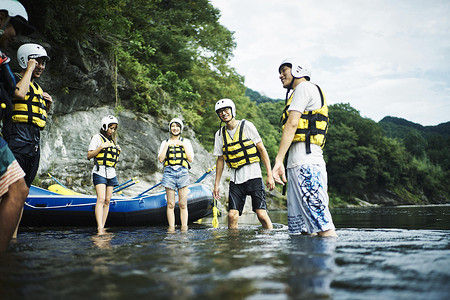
[1,205,449,300]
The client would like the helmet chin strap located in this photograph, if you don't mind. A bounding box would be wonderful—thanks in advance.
[0,16,11,37]
[285,77,295,104]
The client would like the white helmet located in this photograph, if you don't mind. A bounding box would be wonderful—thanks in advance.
[169,118,184,133]
[1,0,34,36]
[278,57,312,80]
[215,98,236,118]
[101,115,118,131]
[17,43,50,69]
[1,0,28,19]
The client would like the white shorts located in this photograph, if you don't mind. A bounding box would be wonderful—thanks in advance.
[287,164,335,234]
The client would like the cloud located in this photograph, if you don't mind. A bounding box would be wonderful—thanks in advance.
[210,0,450,125]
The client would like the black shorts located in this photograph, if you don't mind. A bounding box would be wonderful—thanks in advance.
[228,178,267,216]
[7,140,40,187]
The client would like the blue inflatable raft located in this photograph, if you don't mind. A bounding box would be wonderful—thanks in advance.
[22,184,214,227]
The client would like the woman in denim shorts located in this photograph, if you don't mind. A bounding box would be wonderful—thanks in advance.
[158,118,194,231]
[87,115,121,234]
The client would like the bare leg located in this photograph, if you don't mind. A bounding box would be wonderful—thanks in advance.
[0,178,28,252]
[178,186,189,231]
[12,186,29,239]
[11,206,24,239]
[166,188,176,231]
[101,185,113,228]
[95,184,107,233]
[255,209,273,229]
[228,209,239,229]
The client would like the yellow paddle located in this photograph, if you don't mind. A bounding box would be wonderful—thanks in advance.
[212,198,219,228]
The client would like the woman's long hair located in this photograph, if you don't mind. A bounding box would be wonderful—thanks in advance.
[100,126,117,143]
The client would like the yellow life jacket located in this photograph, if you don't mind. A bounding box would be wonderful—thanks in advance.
[222,120,260,169]
[94,134,120,169]
[164,137,190,169]
[11,74,47,129]
[281,84,328,154]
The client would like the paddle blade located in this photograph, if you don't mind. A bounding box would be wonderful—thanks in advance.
[48,184,82,195]
[212,207,219,228]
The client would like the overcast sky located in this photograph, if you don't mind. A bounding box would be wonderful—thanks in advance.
[210,0,450,126]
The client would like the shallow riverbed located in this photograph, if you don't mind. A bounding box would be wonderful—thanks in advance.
[1,206,449,300]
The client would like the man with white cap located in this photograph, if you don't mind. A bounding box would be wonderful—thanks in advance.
[2,42,52,238]
[213,98,274,229]
[273,57,337,237]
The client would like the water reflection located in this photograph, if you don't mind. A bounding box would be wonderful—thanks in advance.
[287,235,336,299]
[91,231,114,249]
[159,233,196,299]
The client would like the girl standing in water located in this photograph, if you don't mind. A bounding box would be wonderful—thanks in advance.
[88,115,121,234]
[158,118,194,232]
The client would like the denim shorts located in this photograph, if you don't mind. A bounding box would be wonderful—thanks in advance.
[161,166,190,190]
[92,173,119,187]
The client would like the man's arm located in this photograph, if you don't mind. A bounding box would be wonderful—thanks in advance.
[272,110,302,185]
[42,92,52,112]
[15,60,35,99]
[256,141,275,191]
[213,156,225,200]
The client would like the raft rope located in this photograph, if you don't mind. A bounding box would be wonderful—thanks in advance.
[24,197,148,209]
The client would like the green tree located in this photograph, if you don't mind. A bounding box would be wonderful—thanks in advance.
[404,130,427,158]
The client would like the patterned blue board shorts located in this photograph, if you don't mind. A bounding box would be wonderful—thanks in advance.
[161,166,190,190]
[287,164,336,234]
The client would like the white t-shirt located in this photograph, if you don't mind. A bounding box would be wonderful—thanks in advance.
[158,137,194,169]
[88,134,117,179]
[287,81,326,168]
[213,120,262,184]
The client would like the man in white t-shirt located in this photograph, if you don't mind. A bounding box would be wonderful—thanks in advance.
[213,98,274,229]
[272,58,337,237]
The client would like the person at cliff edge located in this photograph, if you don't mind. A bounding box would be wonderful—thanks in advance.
[0,0,35,252]
[272,57,337,237]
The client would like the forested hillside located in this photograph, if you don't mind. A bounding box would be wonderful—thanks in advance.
[379,116,450,139]
[17,0,449,205]
[246,92,450,205]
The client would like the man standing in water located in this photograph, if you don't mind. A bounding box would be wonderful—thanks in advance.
[2,42,52,238]
[0,0,34,252]
[213,98,274,229]
[272,57,337,237]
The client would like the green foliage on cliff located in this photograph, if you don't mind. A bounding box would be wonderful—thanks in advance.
[26,0,235,117]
